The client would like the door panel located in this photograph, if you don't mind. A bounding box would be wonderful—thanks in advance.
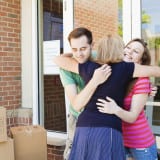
[141,0,160,135]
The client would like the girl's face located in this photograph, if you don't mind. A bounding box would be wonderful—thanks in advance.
[123,41,144,64]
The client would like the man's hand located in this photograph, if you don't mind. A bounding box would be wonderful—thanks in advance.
[150,84,158,97]
[92,64,111,86]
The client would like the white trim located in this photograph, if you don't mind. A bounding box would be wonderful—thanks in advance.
[41,0,74,142]
[21,0,33,108]
[21,0,39,124]
[47,132,67,146]
[63,0,74,132]
[122,0,132,44]
[63,0,74,52]
[131,0,141,39]
[123,0,141,43]
[32,0,39,125]
[146,102,160,135]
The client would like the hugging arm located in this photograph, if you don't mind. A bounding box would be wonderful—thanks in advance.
[55,56,112,112]
[97,94,148,123]
[65,66,111,112]
[133,63,160,77]
[53,55,79,73]
[70,65,111,111]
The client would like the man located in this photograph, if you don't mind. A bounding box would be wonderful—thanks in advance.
[59,27,111,160]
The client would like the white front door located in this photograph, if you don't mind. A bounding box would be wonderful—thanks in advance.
[123,0,160,135]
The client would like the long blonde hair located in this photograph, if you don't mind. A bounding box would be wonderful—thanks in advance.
[95,35,124,64]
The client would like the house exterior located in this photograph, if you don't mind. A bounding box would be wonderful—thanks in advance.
[0,0,160,159]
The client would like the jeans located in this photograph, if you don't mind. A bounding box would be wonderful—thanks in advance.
[63,114,77,160]
[125,143,158,160]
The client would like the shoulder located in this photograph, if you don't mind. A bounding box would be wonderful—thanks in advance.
[133,77,151,93]
[137,77,150,82]
[135,77,150,86]
[120,61,134,67]
[79,60,97,66]
[79,60,99,72]
[60,68,74,79]
[112,61,134,68]
[59,69,80,86]
[79,60,100,82]
[112,61,135,77]
[136,77,150,84]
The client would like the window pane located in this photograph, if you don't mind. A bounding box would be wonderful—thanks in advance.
[118,0,123,37]
[141,0,160,126]
[43,0,66,132]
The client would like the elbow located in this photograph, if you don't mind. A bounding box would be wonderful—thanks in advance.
[72,105,82,113]
[127,117,137,123]
[71,102,83,112]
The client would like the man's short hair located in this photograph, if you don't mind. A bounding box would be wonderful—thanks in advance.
[68,27,93,45]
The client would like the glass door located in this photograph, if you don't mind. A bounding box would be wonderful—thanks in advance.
[123,0,160,135]
[141,0,160,135]
[38,0,73,133]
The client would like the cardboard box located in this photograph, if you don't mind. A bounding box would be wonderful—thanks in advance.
[0,137,14,160]
[0,107,7,142]
[10,125,47,160]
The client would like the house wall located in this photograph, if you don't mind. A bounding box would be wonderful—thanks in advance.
[0,0,118,160]
[74,0,118,49]
[0,0,31,133]
[0,0,21,109]
[48,0,118,159]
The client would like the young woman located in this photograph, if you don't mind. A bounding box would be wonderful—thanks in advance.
[97,38,158,160]
[53,30,160,160]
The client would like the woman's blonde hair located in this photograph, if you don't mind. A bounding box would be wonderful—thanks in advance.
[95,35,124,64]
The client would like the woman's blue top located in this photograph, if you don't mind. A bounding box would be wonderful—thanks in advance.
[77,60,135,132]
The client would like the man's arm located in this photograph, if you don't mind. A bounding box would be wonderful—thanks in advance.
[64,81,98,112]
[71,65,111,111]
[133,63,160,77]
[53,56,79,73]
[61,65,111,112]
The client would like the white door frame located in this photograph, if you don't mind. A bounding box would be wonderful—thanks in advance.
[123,0,160,135]
[123,0,141,44]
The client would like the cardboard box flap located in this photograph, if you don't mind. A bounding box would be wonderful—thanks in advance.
[10,125,46,135]
[10,125,47,160]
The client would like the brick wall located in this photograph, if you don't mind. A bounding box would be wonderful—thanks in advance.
[74,0,118,49]
[47,145,65,160]
[44,75,66,132]
[0,0,21,109]
[0,0,32,152]
[0,0,22,128]
[0,0,118,160]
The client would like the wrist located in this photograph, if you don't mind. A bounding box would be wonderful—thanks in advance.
[114,105,121,115]
[90,78,99,88]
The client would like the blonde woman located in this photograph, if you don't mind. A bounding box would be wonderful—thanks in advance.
[97,38,158,160]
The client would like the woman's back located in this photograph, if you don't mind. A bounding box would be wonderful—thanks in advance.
[77,60,134,132]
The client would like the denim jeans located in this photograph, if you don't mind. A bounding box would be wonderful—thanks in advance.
[125,143,158,160]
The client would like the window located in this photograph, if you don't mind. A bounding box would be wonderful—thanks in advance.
[41,0,66,133]
[141,0,160,135]
[37,1,74,142]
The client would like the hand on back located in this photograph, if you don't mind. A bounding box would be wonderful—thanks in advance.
[92,64,112,85]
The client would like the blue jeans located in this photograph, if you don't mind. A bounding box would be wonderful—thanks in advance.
[125,143,158,160]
